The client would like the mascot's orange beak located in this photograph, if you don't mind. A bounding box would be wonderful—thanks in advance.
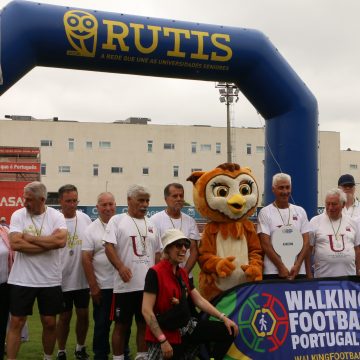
[227,194,246,214]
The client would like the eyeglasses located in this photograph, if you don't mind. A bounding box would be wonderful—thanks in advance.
[174,240,191,250]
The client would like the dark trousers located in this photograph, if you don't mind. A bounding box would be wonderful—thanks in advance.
[93,289,113,360]
[93,289,131,360]
[173,319,235,360]
[0,283,10,360]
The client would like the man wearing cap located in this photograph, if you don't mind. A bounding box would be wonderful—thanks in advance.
[338,174,360,219]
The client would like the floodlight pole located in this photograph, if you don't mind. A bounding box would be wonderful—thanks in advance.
[215,83,239,163]
[226,101,231,162]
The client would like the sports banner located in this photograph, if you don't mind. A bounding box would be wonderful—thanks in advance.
[211,278,360,359]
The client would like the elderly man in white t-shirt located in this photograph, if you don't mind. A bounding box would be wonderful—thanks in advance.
[104,185,161,360]
[82,192,118,360]
[310,188,360,277]
[257,173,311,280]
[7,182,67,360]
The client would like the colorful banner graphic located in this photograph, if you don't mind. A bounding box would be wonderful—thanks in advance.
[210,278,360,359]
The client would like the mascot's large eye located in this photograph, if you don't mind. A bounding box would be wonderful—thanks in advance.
[212,184,229,197]
[239,183,252,196]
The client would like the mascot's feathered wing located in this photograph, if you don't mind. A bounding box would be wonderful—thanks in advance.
[187,163,263,301]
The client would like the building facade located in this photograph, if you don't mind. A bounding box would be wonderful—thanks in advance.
[0,118,357,208]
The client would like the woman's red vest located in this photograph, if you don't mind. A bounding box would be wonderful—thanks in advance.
[145,260,192,344]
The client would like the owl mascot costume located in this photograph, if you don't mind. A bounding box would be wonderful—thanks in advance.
[187,163,263,301]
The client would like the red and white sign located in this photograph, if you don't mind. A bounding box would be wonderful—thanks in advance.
[0,181,27,223]
[0,162,40,173]
[0,147,40,156]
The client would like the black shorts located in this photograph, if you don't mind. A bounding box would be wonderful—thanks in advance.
[112,291,144,325]
[9,285,63,316]
[61,288,90,312]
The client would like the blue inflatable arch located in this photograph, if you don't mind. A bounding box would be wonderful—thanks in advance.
[0,1,318,216]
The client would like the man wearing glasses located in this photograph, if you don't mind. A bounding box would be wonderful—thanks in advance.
[338,174,360,219]
[56,184,92,360]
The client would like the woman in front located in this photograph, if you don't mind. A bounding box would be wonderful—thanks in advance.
[142,228,238,360]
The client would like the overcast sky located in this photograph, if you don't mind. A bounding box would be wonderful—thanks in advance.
[1,0,359,150]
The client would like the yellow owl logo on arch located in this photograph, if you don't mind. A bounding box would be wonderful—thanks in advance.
[64,10,98,57]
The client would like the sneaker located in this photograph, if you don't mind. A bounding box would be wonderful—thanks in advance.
[74,348,90,360]
[56,351,67,360]
[134,353,148,360]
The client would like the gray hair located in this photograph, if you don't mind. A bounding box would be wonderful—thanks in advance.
[97,192,115,204]
[325,188,346,205]
[24,181,47,200]
[127,184,150,199]
[272,173,292,186]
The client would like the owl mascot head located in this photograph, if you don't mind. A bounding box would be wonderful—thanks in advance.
[187,163,263,301]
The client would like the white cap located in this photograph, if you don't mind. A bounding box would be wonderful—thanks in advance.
[0,217,6,221]
[161,229,190,250]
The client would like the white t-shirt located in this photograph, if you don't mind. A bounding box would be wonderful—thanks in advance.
[103,213,161,293]
[150,210,200,278]
[310,212,360,277]
[257,203,311,275]
[82,218,114,289]
[8,207,67,287]
[60,210,92,291]
[343,199,360,219]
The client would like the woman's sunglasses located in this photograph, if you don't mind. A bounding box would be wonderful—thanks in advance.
[173,240,191,250]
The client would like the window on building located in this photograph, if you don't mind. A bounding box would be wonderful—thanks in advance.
[216,143,221,154]
[147,140,153,153]
[191,168,202,172]
[164,143,175,150]
[93,164,99,176]
[40,139,52,147]
[350,164,358,170]
[86,141,93,149]
[68,138,75,151]
[173,165,179,177]
[191,142,197,154]
[41,163,46,176]
[111,167,123,174]
[46,192,58,205]
[58,165,70,173]
[143,167,149,175]
[99,141,111,149]
[256,146,265,153]
[200,144,211,152]
[246,143,252,155]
